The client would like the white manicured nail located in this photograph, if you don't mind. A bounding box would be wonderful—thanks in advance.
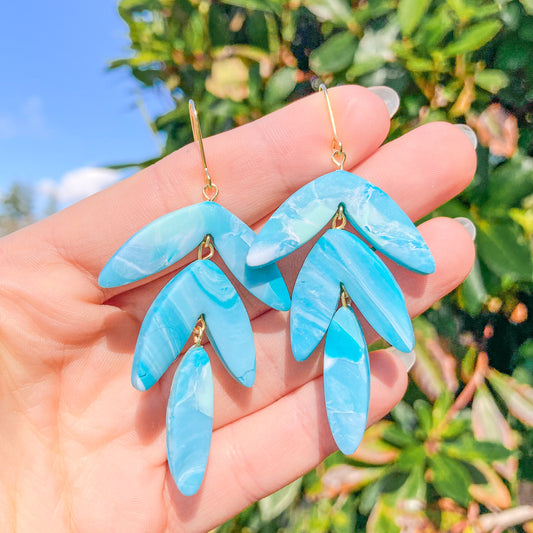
[368,86,400,118]
[454,217,477,240]
[389,348,417,372]
[454,124,478,149]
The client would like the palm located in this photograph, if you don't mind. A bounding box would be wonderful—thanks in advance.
[0,86,476,533]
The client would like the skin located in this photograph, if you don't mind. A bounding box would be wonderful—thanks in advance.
[0,85,476,533]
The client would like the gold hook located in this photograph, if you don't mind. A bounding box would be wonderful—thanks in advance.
[193,316,207,346]
[340,284,352,308]
[197,234,215,261]
[331,204,347,230]
[319,84,347,170]
[188,99,219,201]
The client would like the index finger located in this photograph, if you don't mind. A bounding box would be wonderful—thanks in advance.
[35,86,391,281]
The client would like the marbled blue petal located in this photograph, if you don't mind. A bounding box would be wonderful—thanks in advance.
[167,345,213,496]
[247,170,434,275]
[131,259,255,391]
[291,229,414,361]
[324,306,370,455]
[99,201,289,311]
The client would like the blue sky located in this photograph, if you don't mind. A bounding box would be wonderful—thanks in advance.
[0,0,167,207]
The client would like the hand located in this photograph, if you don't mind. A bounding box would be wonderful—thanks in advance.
[0,86,476,532]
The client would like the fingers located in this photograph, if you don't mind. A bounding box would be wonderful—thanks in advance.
[40,85,391,280]
[165,349,408,531]
[351,120,476,221]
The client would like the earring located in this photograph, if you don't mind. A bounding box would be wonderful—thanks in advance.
[246,85,435,455]
[99,101,290,496]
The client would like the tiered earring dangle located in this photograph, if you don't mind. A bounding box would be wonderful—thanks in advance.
[99,101,289,496]
[247,85,435,455]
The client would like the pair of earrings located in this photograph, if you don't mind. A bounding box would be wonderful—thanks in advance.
[99,86,435,496]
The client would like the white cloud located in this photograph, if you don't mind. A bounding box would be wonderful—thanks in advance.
[0,96,49,139]
[38,167,121,206]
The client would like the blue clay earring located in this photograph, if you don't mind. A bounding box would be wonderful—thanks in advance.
[99,101,290,496]
[247,85,435,455]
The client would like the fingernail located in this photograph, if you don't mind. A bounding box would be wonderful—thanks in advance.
[368,86,400,118]
[454,217,477,240]
[454,124,478,149]
[389,347,416,372]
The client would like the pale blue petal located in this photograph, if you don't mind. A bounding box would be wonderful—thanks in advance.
[290,261,340,362]
[247,170,434,275]
[131,260,255,391]
[167,345,213,496]
[291,229,414,361]
[324,306,370,455]
[99,201,289,311]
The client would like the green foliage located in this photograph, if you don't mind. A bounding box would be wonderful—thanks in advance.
[108,0,533,530]
[0,183,36,236]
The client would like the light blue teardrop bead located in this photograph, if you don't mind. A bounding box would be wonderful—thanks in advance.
[247,170,434,275]
[324,306,370,455]
[167,345,213,496]
[99,201,290,311]
[132,259,255,391]
[291,229,414,361]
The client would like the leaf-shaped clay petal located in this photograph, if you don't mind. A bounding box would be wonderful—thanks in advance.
[324,306,370,454]
[291,229,414,361]
[131,259,255,391]
[247,170,434,275]
[167,345,213,496]
[99,201,289,311]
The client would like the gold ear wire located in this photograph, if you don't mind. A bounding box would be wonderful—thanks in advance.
[319,84,347,170]
[189,99,219,201]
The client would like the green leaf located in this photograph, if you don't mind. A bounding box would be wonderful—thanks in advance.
[395,446,426,471]
[442,437,512,463]
[458,257,488,316]
[118,0,153,15]
[496,40,533,71]
[414,399,433,436]
[475,69,510,94]
[245,12,270,50]
[303,0,352,24]
[309,31,358,74]
[488,369,533,426]
[432,390,454,427]
[405,57,435,72]
[264,67,297,107]
[367,497,401,533]
[320,464,386,496]
[472,384,516,447]
[442,19,503,56]
[351,422,400,465]
[483,156,533,213]
[476,221,533,283]
[429,455,472,506]
[411,318,458,401]
[519,0,533,15]
[219,0,279,11]
[382,424,418,448]
[397,461,426,501]
[258,477,301,522]
[414,4,454,48]
[445,0,475,20]
[441,416,471,440]
[398,0,431,36]
[359,475,389,515]
[183,12,206,54]
[391,401,417,432]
